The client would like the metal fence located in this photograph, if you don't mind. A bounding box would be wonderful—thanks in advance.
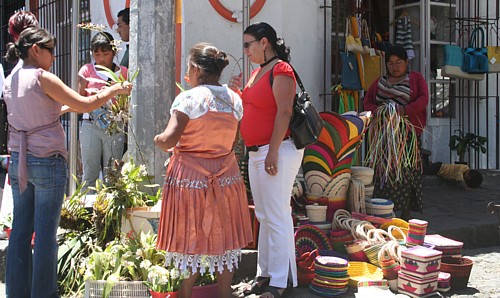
[1,0,91,189]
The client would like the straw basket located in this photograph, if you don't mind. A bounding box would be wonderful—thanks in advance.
[350,166,374,186]
[347,261,384,288]
[306,194,347,222]
[440,256,474,290]
[306,204,328,222]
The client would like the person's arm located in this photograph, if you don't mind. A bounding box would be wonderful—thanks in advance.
[39,70,131,112]
[403,72,429,116]
[58,74,89,115]
[154,110,189,152]
[265,73,295,175]
[363,78,381,113]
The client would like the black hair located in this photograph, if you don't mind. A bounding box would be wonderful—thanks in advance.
[385,45,408,62]
[91,32,115,53]
[465,169,483,188]
[5,26,56,64]
[8,11,39,42]
[244,22,291,62]
[117,8,130,25]
[188,43,229,84]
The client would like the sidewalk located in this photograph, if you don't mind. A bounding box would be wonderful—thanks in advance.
[233,170,500,297]
[0,171,498,297]
[418,170,500,248]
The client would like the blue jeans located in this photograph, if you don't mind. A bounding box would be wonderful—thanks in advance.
[6,152,68,298]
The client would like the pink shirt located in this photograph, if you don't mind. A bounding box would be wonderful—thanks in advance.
[3,66,67,159]
[78,63,128,97]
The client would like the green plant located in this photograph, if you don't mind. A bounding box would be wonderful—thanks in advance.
[145,265,184,293]
[195,269,217,286]
[449,130,487,162]
[0,213,12,231]
[57,177,96,296]
[92,64,140,135]
[83,232,168,298]
[92,159,160,245]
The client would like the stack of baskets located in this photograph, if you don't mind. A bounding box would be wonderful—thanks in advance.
[351,166,374,198]
[364,198,394,219]
[309,256,349,297]
[424,234,464,257]
[306,204,331,233]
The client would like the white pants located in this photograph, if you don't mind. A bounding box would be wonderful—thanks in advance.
[80,120,125,192]
[248,139,304,288]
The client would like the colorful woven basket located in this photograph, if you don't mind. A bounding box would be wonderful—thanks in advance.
[440,256,474,290]
[347,261,384,288]
[295,224,333,257]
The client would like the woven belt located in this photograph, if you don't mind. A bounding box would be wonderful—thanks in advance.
[246,137,290,152]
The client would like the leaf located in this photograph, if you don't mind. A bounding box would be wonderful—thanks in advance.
[129,69,140,82]
[95,65,121,82]
[85,77,110,85]
[175,82,186,92]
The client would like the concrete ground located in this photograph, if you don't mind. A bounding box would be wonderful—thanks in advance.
[232,171,500,297]
[0,171,499,297]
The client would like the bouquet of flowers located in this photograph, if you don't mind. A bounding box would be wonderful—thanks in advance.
[145,265,184,293]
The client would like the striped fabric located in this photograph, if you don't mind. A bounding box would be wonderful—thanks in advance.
[395,16,415,59]
[375,75,411,106]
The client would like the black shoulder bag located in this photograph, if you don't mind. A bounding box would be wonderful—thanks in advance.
[0,99,8,155]
[270,63,324,149]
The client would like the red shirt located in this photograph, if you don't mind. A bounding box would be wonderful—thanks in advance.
[240,61,295,146]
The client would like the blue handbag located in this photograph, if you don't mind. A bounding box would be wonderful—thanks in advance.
[340,51,362,90]
[462,27,488,74]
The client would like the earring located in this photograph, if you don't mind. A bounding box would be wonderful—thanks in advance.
[264,50,267,62]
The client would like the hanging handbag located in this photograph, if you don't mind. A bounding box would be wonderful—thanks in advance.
[374,32,391,52]
[340,51,362,90]
[346,18,363,53]
[362,53,381,91]
[361,19,373,55]
[487,45,500,73]
[270,64,325,149]
[462,27,488,74]
[441,44,484,81]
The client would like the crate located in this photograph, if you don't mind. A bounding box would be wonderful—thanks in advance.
[84,280,149,298]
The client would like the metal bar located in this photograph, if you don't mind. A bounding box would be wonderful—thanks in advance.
[68,0,79,194]
[242,0,250,86]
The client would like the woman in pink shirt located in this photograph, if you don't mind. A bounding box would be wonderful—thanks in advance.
[2,27,131,297]
[78,32,128,192]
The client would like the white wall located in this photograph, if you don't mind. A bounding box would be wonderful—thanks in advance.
[182,0,328,110]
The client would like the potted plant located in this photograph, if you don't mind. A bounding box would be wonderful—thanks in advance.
[0,213,12,238]
[92,159,160,245]
[191,266,218,298]
[145,265,184,298]
[83,232,166,298]
[449,130,487,163]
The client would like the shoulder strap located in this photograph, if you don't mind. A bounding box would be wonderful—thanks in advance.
[269,61,306,93]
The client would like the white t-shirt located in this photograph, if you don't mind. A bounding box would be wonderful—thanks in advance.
[171,84,243,120]
[0,63,5,97]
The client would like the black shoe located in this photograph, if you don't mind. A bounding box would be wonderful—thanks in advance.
[243,276,270,296]
[261,285,292,297]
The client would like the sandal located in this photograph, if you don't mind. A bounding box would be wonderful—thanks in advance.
[243,276,270,296]
[261,285,292,298]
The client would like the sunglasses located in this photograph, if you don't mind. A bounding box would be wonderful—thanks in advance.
[243,40,258,49]
[38,44,55,55]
